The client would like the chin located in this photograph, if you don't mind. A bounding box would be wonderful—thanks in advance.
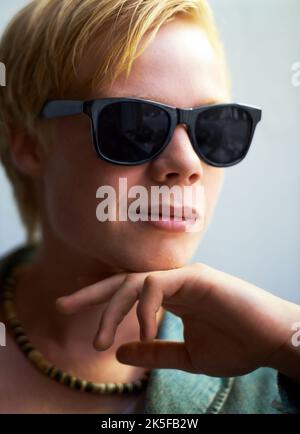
[112,247,194,273]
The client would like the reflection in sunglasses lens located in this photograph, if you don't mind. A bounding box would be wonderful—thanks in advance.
[98,102,170,163]
[195,107,252,165]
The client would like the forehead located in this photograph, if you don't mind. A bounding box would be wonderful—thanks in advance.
[82,17,228,107]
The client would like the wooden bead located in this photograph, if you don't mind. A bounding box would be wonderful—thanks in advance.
[124,382,134,393]
[2,300,16,320]
[115,383,125,394]
[106,383,117,393]
[69,376,78,388]
[37,359,52,375]
[79,379,87,391]
[13,326,26,337]
[84,381,94,392]
[20,342,35,355]
[92,383,107,394]
[53,369,64,382]
[73,378,82,390]
[8,318,22,329]
[16,335,29,345]
[28,349,43,364]
[49,366,60,379]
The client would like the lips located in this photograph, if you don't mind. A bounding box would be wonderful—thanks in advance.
[139,205,200,221]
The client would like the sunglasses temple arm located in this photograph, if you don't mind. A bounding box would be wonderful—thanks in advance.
[39,101,84,119]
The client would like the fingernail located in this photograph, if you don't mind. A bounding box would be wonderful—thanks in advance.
[55,298,64,309]
[56,296,67,305]
[93,336,103,351]
[55,297,72,314]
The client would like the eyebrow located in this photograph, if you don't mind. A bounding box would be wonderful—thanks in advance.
[121,93,223,108]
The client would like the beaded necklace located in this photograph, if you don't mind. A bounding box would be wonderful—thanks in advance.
[1,263,150,395]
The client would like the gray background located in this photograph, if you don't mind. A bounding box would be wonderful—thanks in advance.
[0,0,299,303]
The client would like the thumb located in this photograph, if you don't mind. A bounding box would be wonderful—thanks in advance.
[116,340,193,372]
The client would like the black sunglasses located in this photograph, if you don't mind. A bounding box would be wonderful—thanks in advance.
[39,97,262,167]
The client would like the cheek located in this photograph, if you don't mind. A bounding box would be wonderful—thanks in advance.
[39,119,99,243]
[41,133,145,248]
[42,152,98,246]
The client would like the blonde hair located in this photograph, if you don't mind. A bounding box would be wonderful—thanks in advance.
[0,0,230,243]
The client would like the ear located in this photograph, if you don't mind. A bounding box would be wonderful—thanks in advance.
[8,123,44,178]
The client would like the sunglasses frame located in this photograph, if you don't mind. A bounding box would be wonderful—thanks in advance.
[39,97,262,167]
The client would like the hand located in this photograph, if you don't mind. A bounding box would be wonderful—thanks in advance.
[56,263,300,378]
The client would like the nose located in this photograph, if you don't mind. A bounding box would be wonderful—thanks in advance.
[148,124,204,185]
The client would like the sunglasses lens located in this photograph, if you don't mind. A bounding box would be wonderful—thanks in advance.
[195,106,253,166]
[97,101,170,163]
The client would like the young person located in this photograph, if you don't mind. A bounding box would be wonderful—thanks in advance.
[0,0,299,414]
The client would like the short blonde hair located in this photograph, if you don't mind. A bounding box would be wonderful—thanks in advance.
[0,0,230,243]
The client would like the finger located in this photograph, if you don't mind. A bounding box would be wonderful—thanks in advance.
[116,340,195,372]
[93,275,143,350]
[137,275,164,341]
[56,272,127,314]
[136,269,195,340]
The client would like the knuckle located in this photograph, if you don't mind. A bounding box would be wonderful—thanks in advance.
[191,262,205,270]
[190,262,211,274]
[144,274,158,288]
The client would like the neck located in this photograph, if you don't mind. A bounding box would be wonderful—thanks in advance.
[9,232,164,382]
[15,235,123,341]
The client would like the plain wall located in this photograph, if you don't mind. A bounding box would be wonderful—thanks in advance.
[0,0,299,303]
